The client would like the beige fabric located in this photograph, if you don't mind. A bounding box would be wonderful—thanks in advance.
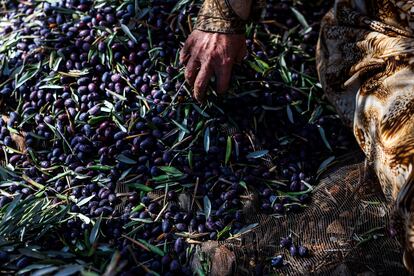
[317,0,414,270]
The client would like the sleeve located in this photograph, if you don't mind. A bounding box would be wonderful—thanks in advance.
[194,0,266,34]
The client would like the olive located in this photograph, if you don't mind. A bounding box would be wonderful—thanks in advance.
[0,250,10,263]
[173,237,184,253]
[161,255,171,266]
[271,255,283,268]
[175,223,187,232]
[298,246,309,257]
[16,257,30,269]
[169,259,180,271]
[162,219,171,233]
[280,237,292,248]
[289,245,297,256]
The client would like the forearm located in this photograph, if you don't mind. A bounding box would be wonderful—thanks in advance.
[194,0,266,34]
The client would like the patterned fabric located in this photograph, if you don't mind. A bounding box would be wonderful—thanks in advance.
[316,0,414,270]
[194,0,265,34]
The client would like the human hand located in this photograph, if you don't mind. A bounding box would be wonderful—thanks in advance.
[180,30,247,103]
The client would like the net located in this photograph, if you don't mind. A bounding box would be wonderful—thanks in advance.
[190,159,407,275]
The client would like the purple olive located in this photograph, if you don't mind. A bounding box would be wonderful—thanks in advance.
[289,245,297,256]
[280,237,292,248]
[271,255,283,268]
[174,238,184,253]
[175,223,187,232]
[169,259,180,271]
[298,246,309,257]
[0,250,10,263]
[162,219,171,233]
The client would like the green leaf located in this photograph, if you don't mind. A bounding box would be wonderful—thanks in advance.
[318,125,333,151]
[18,248,46,259]
[291,7,311,31]
[89,215,102,245]
[15,62,41,89]
[239,180,247,190]
[17,264,55,275]
[203,196,211,219]
[121,24,138,43]
[234,223,258,236]
[116,154,137,164]
[127,183,153,192]
[191,104,210,118]
[317,156,335,175]
[204,127,210,153]
[225,136,232,165]
[76,213,91,224]
[246,150,269,159]
[38,84,64,89]
[286,105,294,124]
[188,150,193,169]
[195,268,207,276]
[159,166,183,175]
[129,217,153,224]
[32,266,59,276]
[88,115,107,125]
[2,194,22,224]
[255,59,270,71]
[119,168,132,181]
[309,105,323,123]
[22,175,45,190]
[52,56,63,72]
[47,170,72,183]
[247,60,264,74]
[138,239,165,256]
[217,224,232,239]
[171,119,190,134]
[86,165,112,171]
[105,88,127,101]
[151,175,171,182]
[279,56,292,84]
[77,195,95,207]
[55,264,84,276]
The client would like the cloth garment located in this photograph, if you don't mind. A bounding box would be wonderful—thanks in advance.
[316,0,414,269]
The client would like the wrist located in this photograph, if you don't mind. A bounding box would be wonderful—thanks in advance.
[194,0,252,34]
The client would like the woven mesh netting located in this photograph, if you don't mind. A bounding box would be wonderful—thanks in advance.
[190,159,407,275]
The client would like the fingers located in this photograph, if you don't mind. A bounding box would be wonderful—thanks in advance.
[184,55,200,87]
[215,61,233,94]
[194,62,214,103]
[179,36,194,65]
[181,32,247,103]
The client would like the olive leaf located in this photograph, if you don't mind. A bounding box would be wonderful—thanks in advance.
[89,215,102,245]
[225,136,232,165]
[116,154,137,164]
[203,196,212,219]
[204,127,210,153]
[246,150,269,159]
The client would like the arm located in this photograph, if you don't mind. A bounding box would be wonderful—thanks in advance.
[180,0,265,103]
